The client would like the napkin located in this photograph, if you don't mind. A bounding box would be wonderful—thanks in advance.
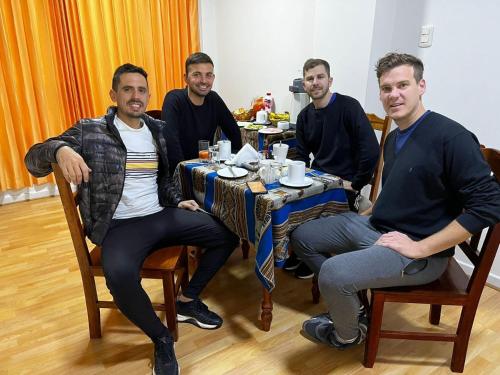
[231,143,259,167]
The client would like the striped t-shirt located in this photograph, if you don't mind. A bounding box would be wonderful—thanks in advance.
[113,115,163,219]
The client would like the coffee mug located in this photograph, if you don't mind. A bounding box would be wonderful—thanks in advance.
[217,140,231,160]
[272,143,289,164]
[256,110,268,124]
[288,160,306,184]
[277,121,290,130]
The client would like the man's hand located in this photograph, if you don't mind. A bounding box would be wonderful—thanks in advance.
[178,200,199,211]
[56,146,91,184]
[375,231,425,259]
[342,180,356,192]
[360,206,372,216]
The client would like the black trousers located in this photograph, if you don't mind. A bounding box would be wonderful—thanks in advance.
[101,207,239,340]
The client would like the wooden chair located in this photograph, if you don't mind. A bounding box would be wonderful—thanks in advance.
[146,109,162,120]
[366,113,391,202]
[363,147,500,373]
[51,163,189,341]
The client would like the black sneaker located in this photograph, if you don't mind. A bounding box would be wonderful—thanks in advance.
[176,299,223,329]
[294,262,314,279]
[153,335,179,375]
[283,253,301,271]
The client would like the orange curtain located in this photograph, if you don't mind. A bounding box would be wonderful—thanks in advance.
[0,0,199,191]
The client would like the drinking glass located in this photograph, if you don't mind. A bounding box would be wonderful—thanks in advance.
[198,140,210,162]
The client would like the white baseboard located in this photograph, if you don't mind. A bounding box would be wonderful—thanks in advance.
[0,184,59,205]
[456,259,500,289]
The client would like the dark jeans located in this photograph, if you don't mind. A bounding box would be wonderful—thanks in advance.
[101,207,239,340]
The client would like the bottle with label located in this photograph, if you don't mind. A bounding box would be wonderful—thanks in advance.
[263,92,275,113]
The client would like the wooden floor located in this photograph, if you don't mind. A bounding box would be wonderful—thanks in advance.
[1,196,499,375]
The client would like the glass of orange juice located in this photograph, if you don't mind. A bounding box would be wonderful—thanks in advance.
[198,140,210,162]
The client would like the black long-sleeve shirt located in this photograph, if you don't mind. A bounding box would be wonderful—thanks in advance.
[161,88,242,161]
[371,111,500,257]
[295,93,380,191]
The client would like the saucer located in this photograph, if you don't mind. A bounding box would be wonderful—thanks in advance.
[217,167,248,179]
[253,121,272,126]
[259,127,283,134]
[279,176,313,188]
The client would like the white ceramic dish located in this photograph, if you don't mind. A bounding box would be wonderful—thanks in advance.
[258,127,283,134]
[237,121,252,127]
[279,176,313,188]
[217,166,248,179]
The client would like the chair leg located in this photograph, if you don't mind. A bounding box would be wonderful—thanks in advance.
[163,272,179,342]
[363,293,385,368]
[82,277,102,338]
[241,239,250,259]
[450,305,478,373]
[312,275,320,304]
[429,304,442,325]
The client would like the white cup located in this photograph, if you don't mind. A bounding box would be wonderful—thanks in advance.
[256,110,268,124]
[217,140,231,161]
[277,121,290,130]
[272,143,289,164]
[288,161,306,185]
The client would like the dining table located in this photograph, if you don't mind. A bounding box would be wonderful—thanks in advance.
[176,159,349,330]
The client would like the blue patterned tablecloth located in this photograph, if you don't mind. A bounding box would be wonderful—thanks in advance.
[177,161,348,291]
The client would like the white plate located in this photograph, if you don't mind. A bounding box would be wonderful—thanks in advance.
[258,127,284,134]
[279,176,313,188]
[217,167,248,179]
[244,124,267,131]
[237,121,252,127]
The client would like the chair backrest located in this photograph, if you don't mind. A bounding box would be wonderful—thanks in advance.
[366,113,392,202]
[459,147,500,295]
[51,163,93,275]
[146,109,162,120]
[481,147,500,182]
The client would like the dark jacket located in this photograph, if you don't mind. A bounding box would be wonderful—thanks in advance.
[24,107,183,245]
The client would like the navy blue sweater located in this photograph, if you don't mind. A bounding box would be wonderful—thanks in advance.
[161,88,242,161]
[370,112,500,257]
[295,93,380,191]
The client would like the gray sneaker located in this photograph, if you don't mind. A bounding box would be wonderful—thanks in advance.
[301,315,367,350]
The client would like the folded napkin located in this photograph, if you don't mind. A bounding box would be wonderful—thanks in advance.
[232,143,259,167]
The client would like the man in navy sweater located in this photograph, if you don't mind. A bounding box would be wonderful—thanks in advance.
[161,52,242,162]
[296,52,500,350]
[289,58,380,278]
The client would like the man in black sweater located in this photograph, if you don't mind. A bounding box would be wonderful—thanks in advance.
[161,52,242,162]
[289,58,380,278]
[295,53,500,350]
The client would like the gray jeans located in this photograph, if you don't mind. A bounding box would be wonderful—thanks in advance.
[290,212,448,340]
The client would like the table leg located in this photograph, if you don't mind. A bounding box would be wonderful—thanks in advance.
[241,239,250,259]
[261,287,273,331]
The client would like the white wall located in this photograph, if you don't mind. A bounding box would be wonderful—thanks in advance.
[199,0,376,113]
[199,0,500,286]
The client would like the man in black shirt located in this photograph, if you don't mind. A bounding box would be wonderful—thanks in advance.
[161,52,242,162]
[289,58,380,278]
[295,53,500,350]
